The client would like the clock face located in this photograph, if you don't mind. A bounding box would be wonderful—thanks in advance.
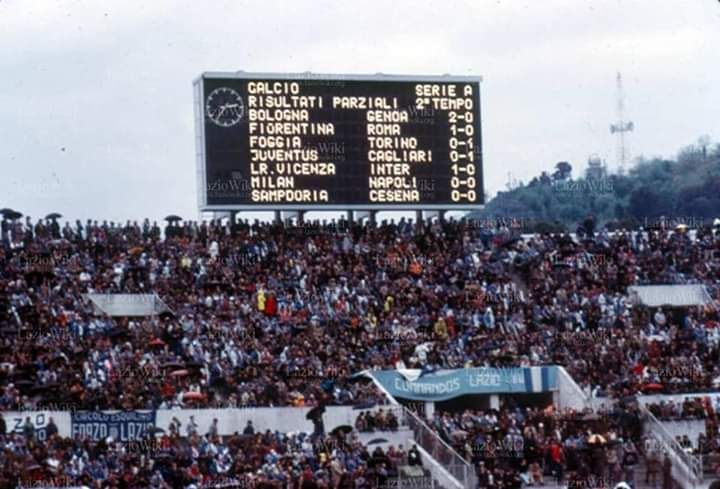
[206,87,245,127]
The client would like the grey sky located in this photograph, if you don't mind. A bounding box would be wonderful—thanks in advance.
[1,0,719,224]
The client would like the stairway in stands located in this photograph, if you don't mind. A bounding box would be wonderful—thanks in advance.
[527,455,684,489]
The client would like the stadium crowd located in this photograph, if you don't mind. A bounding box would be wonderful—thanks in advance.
[0,215,719,487]
[0,216,718,411]
[427,402,658,488]
[0,421,416,489]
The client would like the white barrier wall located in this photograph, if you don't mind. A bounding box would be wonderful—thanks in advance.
[1,405,395,439]
[637,392,720,408]
[658,420,707,448]
[1,411,71,441]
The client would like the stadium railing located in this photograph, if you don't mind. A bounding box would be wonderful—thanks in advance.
[402,406,477,489]
[639,402,704,487]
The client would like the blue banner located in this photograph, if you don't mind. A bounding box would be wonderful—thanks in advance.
[370,367,557,401]
[71,411,156,441]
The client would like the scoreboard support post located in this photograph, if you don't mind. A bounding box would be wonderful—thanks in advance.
[353,210,377,225]
[415,210,446,224]
[281,210,306,225]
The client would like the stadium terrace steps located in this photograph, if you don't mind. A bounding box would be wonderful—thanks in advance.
[528,461,660,489]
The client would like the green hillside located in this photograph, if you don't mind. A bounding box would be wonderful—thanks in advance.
[471,140,720,232]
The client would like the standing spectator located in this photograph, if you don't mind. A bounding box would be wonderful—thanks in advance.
[662,452,673,489]
[606,443,620,484]
[185,415,198,437]
[646,445,660,487]
[46,416,58,438]
[22,416,35,440]
[621,442,638,488]
[208,418,219,438]
[548,439,565,483]
[408,445,422,467]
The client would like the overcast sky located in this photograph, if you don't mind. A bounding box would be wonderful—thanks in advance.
[1,0,719,224]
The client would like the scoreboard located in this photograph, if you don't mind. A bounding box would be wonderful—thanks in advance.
[194,72,483,210]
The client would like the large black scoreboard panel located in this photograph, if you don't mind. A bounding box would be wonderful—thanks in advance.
[194,72,483,210]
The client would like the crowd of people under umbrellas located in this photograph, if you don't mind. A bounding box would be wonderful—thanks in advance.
[0,212,719,487]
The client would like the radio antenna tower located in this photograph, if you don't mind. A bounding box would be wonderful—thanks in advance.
[609,72,634,174]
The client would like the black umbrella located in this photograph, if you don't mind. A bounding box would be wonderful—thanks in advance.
[147,426,166,434]
[30,383,58,393]
[368,438,389,445]
[159,310,176,321]
[165,215,183,222]
[0,208,15,217]
[306,405,326,421]
[45,213,62,220]
[352,401,377,410]
[5,210,22,220]
[162,361,185,370]
[500,236,522,248]
[330,425,353,436]
[107,328,126,338]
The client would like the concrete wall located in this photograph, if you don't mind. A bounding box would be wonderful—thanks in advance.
[0,404,400,439]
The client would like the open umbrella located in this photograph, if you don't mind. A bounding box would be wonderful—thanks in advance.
[147,426,166,434]
[5,210,22,220]
[165,215,183,222]
[643,383,664,392]
[162,361,185,369]
[352,401,377,410]
[45,213,62,220]
[450,429,469,439]
[588,434,607,444]
[368,438,389,445]
[182,391,206,401]
[500,236,522,248]
[306,405,326,421]
[107,328,126,338]
[159,311,176,321]
[149,338,165,347]
[169,369,189,377]
[330,425,353,436]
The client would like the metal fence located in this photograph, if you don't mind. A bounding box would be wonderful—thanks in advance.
[403,407,477,488]
[639,403,703,485]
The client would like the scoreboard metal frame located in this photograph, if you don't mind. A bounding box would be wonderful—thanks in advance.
[193,71,484,211]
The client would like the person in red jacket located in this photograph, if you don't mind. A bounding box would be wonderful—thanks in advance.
[548,440,564,484]
[264,292,277,317]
